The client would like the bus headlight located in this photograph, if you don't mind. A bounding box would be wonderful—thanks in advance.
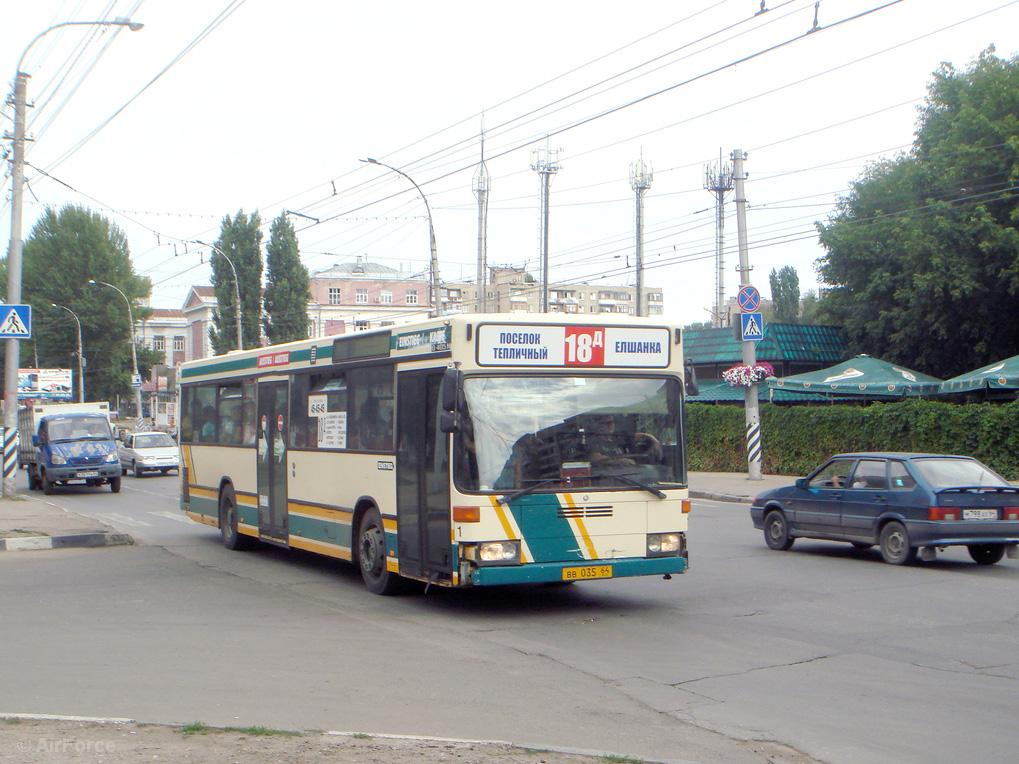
[476,540,521,565]
[647,532,683,557]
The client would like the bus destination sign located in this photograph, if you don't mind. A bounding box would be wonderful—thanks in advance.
[476,325,670,368]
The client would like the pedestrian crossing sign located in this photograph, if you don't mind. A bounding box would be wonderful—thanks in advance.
[0,305,31,339]
[740,311,764,342]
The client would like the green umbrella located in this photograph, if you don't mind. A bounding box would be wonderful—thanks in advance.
[940,355,1019,393]
[767,354,942,397]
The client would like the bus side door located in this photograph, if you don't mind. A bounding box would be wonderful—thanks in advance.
[256,380,289,545]
[396,370,452,583]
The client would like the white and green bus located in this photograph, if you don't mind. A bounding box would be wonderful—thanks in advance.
[179,314,696,594]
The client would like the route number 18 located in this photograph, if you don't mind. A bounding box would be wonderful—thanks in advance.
[564,327,605,366]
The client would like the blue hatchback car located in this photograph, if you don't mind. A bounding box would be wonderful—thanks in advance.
[751,453,1019,565]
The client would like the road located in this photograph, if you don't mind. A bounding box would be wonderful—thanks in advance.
[2,472,1017,764]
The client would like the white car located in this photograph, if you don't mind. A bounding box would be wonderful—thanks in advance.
[118,431,180,476]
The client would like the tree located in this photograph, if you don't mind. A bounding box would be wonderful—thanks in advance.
[815,48,1019,377]
[210,210,263,354]
[769,265,800,323]
[262,214,310,345]
[8,205,157,404]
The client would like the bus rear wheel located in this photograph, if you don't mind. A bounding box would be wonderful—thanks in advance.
[358,507,402,595]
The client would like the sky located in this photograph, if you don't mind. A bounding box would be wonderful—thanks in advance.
[3,0,1019,327]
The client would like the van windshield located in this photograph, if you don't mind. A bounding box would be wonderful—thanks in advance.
[48,416,111,442]
[454,375,684,493]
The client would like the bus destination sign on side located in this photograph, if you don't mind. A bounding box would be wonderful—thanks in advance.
[392,326,452,355]
[476,325,670,368]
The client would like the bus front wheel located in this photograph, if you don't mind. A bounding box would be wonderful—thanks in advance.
[358,507,401,595]
[219,486,252,551]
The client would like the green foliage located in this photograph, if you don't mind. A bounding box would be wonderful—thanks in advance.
[815,48,1019,378]
[210,209,263,354]
[768,265,800,322]
[12,205,152,404]
[263,214,310,345]
[686,400,1019,480]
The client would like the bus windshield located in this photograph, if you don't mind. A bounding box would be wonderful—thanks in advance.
[456,375,684,493]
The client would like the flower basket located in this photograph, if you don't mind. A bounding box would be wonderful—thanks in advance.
[722,362,775,387]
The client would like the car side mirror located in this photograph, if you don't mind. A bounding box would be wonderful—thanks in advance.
[440,367,463,413]
[439,411,460,434]
[32,434,40,447]
[684,358,699,397]
[795,478,807,489]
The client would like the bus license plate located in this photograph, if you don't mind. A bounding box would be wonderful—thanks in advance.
[963,509,998,520]
[562,565,613,581]
[76,471,99,478]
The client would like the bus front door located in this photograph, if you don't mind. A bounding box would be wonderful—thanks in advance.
[256,380,289,545]
[396,370,452,584]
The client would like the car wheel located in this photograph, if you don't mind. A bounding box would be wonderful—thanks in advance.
[110,476,121,493]
[28,467,40,491]
[133,460,145,478]
[967,543,1005,565]
[42,469,54,495]
[121,466,128,476]
[160,468,170,474]
[763,510,794,551]
[879,521,917,565]
[219,485,253,551]
[357,507,403,595]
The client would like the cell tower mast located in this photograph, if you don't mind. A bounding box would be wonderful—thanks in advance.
[473,122,490,312]
[630,155,653,317]
[530,143,562,313]
[703,149,735,327]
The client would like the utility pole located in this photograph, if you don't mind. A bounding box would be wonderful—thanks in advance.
[473,125,490,313]
[704,150,735,327]
[629,155,652,317]
[530,144,561,313]
[732,149,762,481]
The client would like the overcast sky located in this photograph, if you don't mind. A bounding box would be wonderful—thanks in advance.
[3,0,1018,325]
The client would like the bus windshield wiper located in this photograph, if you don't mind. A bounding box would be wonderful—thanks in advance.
[596,472,666,499]
[498,478,560,505]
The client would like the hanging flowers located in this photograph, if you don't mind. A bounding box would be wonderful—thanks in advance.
[722,362,775,387]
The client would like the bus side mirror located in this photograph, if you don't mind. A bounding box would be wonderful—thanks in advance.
[684,358,699,397]
[440,367,462,413]
[440,368,464,434]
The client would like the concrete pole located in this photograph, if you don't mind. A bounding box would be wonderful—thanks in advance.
[732,149,762,480]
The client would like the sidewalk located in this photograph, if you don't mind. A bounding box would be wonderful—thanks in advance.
[0,491,131,552]
[0,472,794,552]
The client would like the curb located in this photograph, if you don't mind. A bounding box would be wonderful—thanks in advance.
[0,532,133,552]
[690,490,751,504]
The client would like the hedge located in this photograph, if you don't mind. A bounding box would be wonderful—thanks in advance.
[686,400,1019,480]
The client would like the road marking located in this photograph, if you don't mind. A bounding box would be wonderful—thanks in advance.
[94,513,152,528]
[149,511,193,524]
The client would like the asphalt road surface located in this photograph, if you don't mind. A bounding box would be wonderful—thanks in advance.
[2,471,1017,764]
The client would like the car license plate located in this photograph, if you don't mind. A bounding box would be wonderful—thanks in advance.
[963,509,998,520]
[75,471,99,478]
[562,564,613,581]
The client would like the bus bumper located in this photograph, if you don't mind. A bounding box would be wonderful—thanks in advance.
[469,554,687,586]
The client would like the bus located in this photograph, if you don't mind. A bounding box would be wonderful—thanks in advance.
[178,314,696,594]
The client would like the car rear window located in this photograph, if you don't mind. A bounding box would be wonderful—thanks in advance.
[910,458,1010,490]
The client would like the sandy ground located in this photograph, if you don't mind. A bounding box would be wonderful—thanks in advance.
[0,718,637,764]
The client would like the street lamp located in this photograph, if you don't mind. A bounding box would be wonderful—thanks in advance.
[52,304,84,404]
[3,17,143,496]
[360,158,440,317]
[88,280,142,419]
[197,241,244,351]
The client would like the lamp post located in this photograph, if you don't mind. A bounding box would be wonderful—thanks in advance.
[3,17,143,496]
[361,158,440,317]
[52,304,84,404]
[88,280,142,419]
[197,241,244,351]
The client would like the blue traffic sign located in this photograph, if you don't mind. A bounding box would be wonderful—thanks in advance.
[737,285,761,312]
[0,305,31,339]
[741,311,764,342]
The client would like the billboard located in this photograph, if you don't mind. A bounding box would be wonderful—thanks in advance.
[18,368,73,401]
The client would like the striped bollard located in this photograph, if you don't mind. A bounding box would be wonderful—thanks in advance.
[746,419,762,471]
[3,426,18,486]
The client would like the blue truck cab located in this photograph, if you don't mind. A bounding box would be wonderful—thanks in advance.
[17,404,122,494]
